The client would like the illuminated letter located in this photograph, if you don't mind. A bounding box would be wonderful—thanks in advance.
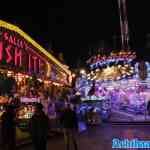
[9,36,14,45]
[24,42,29,51]
[0,42,3,61]
[3,32,9,41]
[112,138,121,148]
[6,45,12,63]
[13,36,17,45]
[19,40,24,49]
[15,48,22,66]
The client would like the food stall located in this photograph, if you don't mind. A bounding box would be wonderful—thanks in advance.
[0,19,72,97]
[0,19,72,144]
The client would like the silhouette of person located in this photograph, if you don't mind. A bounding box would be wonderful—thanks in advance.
[61,103,78,150]
[1,104,16,150]
[28,103,49,150]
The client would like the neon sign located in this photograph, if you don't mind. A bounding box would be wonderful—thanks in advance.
[0,29,46,75]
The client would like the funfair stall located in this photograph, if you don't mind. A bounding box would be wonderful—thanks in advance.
[0,20,72,143]
[0,19,72,109]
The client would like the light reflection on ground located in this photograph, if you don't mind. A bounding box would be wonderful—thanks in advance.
[16,124,150,150]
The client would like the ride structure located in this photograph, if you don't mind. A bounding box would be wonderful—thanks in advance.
[76,0,150,122]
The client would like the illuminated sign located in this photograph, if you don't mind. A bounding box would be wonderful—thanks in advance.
[0,29,47,75]
[0,20,72,85]
[20,97,39,103]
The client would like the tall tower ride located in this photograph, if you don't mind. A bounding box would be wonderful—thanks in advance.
[118,0,130,50]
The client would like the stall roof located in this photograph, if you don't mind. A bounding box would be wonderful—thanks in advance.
[0,20,71,75]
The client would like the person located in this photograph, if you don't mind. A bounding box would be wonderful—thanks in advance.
[61,103,78,150]
[55,98,65,130]
[28,103,49,150]
[1,104,16,150]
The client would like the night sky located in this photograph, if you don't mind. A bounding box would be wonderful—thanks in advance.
[0,0,150,68]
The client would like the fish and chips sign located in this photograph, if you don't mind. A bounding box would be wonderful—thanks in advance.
[0,20,72,85]
[0,27,48,75]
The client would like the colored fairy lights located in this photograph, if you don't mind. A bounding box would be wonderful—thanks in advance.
[86,50,136,81]
[87,50,136,70]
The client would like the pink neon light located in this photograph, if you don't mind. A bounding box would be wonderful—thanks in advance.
[2,31,49,75]
[3,31,47,66]
[15,47,22,66]
[3,32,9,41]
[6,45,12,63]
[0,42,3,61]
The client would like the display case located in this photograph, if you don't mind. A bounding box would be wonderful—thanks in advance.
[16,103,36,131]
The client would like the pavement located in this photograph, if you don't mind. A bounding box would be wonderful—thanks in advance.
[14,123,150,150]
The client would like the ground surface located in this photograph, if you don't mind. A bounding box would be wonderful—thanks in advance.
[11,123,150,150]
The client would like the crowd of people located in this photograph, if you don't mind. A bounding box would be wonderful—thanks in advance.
[0,94,79,150]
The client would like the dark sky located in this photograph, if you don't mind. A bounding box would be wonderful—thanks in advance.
[0,0,150,68]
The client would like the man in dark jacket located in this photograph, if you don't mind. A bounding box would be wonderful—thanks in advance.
[1,105,16,150]
[28,103,49,150]
[61,103,78,150]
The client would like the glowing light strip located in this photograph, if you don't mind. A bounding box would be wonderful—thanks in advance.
[0,20,71,75]
[90,58,134,69]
